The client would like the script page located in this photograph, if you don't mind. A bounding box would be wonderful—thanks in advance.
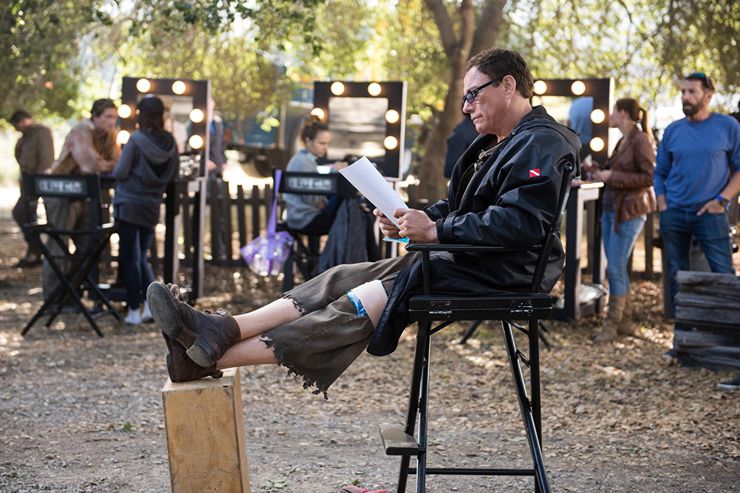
[339,156,407,226]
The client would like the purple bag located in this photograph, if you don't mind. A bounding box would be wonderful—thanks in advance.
[240,170,293,276]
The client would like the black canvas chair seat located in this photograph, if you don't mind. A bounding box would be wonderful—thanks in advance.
[21,173,120,337]
[408,293,554,322]
[382,161,575,493]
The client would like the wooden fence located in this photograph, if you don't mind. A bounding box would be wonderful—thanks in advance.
[192,181,664,280]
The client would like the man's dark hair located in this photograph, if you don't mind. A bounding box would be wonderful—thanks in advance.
[9,109,32,125]
[466,49,534,99]
[685,72,715,91]
[90,98,116,118]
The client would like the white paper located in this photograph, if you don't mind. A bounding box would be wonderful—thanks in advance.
[339,156,407,226]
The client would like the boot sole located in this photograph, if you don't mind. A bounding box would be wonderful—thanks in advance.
[146,282,216,368]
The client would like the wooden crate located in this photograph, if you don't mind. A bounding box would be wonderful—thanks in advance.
[675,271,740,370]
[162,368,250,493]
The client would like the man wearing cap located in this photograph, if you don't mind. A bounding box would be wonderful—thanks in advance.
[655,73,740,334]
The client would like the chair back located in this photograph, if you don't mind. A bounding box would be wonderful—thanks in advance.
[529,160,576,293]
[275,170,355,197]
[22,173,104,229]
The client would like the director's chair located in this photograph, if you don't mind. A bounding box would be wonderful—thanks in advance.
[380,160,575,493]
[274,170,356,291]
[21,173,120,337]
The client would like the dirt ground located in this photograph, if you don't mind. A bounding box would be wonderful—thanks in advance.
[0,201,738,493]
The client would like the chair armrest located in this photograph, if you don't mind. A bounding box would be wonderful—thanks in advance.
[407,243,542,295]
[406,243,529,254]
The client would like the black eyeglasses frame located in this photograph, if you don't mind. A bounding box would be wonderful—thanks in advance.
[462,78,503,106]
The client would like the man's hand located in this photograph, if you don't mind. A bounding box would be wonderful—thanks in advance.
[656,194,667,212]
[207,160,217,172]
[394,208,438,243]
[697,198,725,216]
[374,208,400,238]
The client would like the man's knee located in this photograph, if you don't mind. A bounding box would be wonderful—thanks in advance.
[348,280,388,327]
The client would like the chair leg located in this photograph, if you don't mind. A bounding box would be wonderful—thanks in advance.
[501,320,551,493]
[416,325,431,493]
[282,247,295,291]
[397,321,431,493]
[459,320,483,344]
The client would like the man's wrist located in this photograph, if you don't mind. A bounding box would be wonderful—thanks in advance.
[715,194,729,206]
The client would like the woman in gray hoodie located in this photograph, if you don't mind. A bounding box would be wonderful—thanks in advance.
[112,96,179,325]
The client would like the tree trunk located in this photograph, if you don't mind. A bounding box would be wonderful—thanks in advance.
[417,70,465,201]
[417,0,505,202]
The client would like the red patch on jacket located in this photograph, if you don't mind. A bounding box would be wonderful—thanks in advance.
[529,168,541,178]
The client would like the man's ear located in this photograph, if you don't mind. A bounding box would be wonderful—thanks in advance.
[502,75,517,99]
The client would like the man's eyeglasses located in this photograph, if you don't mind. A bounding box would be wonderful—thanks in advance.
[462,79,502,105]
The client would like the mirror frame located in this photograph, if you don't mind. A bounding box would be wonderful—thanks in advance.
[313,80,407,180]
[531,78,613,165]
[120,76,211,177]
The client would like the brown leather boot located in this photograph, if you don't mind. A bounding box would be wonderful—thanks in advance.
[593,295,626,343]
[147,282,241,368]
[617,292,640,336]
[162,333,223,383]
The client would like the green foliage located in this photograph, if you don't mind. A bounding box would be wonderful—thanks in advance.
[119,26,282,122]
[508,0,738,107]
[282,0,374,80]
[0,0,106,120]
[128,0,325,54]
[375,0,449,120]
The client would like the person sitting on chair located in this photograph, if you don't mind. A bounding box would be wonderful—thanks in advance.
[43,99,119,305]
[283,116,347,234]
[147,48,581,398]
[112,96,180,325]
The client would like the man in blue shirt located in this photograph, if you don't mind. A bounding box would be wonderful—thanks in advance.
[655,72,740,337]
[568,96,593,160]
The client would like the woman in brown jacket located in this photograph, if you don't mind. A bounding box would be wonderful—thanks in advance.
[591,98,657,342]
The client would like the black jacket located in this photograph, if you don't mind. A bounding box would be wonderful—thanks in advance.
[368,106,581,356]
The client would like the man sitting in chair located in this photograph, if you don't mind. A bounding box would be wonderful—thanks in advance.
[148,48,581,397]
[42,99,120,305]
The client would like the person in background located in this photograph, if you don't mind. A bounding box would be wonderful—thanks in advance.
[568,96,594,160]
[43,99,119,304]
[730,100,740,124]
[654,72,740,359]
[443,116,478,178]
[590,98,656,342]
[112,96,179,325]
[9,109,55,267]
[283,116,347,233]
[206,97,230,263]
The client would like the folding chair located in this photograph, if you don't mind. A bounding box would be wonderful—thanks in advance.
[21,173,120,337]
[274,170,355,291]
[380,160,575,493]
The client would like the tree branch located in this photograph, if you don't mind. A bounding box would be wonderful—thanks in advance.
[424,0,456,60]
[471,0,506,56]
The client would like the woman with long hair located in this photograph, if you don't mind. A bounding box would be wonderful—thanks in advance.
[283,116,346,233]
[112,96,180,325]
[591,98,657,342]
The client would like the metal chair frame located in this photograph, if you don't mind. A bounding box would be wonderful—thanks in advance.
[383,161,574,493]
[21,174,120,337]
